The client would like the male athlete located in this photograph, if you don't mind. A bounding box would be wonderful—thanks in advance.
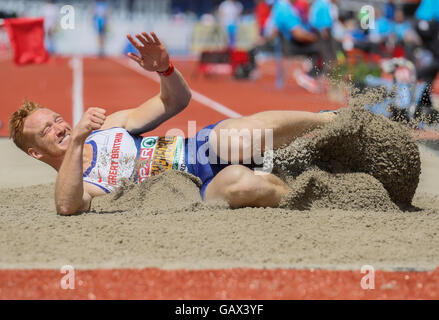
[9,32,335,215]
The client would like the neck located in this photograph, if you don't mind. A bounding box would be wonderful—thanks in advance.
[45,155,65,172]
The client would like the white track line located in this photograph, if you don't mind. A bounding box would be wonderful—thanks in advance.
[71,56,83,126]
[112,57,242,119]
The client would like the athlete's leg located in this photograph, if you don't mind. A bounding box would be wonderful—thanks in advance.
[209,110,336,163]
[204,164,290,208]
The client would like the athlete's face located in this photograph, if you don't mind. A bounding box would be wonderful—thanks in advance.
[23,108,72,160]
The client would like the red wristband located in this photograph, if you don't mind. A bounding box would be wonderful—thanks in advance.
[157,61,174,76]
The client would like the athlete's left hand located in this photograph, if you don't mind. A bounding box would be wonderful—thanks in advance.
[126,32,170,73]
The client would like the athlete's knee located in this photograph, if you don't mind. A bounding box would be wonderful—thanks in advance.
[221,165,252,186]
[226,179,256,201]
[221,165,275,207]
[227,179,281,208]
[219,165,254,195]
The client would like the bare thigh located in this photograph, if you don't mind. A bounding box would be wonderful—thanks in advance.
[204,164,289,208]
[209,111,334,164]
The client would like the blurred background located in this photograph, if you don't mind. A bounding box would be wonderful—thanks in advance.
[0,0,438,140]
[0,0,427,56]
[0,0,259,56]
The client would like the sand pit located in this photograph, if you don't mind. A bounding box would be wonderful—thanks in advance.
[273,107,421,208]
[0,108,438,272]
[0,166,438,271]
[279,170,399,211]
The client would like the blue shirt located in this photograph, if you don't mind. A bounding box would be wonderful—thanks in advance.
[269,0,302,40]
[394,21,411,41]
[415,0,439,21]
[371,17,394,37]
[384,3,395,20]
[309,0,333,31]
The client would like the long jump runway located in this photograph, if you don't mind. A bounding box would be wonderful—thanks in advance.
[1,57,439,299]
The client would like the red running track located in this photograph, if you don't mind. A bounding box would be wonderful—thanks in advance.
[0,57,72,137]
[1,268,439,299]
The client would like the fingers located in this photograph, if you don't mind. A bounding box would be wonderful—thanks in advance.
[74,108,107,139]
[141,32,154,44]
[136,33,149,46]
[87,107,106,115]
[126,32,161,48]
[126,34,141,50]
[127,52,142,63]
[85,108,106,129]
[89,120,103,130]
[150,32,161,45]
[85,107,106,122]
[92,111,106,121]
[91,115,105,126]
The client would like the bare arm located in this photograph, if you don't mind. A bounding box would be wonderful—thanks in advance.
[102,32,191,134]
[55,108,107,215]
[55,32,190,214]
[55,134,86,215]
[104,68,191,135]
[291,27,318,43]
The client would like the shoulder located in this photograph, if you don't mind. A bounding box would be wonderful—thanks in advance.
[86,126,138,141]
[100,109,132,131]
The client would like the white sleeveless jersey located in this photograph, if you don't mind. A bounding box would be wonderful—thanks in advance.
[83,127,187,193]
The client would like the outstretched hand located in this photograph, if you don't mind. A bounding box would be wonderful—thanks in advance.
[126,32,170,72]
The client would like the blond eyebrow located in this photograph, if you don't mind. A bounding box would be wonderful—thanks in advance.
[39,121,51,136]
[39,114,62,135]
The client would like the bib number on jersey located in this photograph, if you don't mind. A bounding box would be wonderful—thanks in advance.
[137,136,186,183]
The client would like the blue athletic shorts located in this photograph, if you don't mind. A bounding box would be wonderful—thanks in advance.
[184,120,257,199]
[184,120,229,199]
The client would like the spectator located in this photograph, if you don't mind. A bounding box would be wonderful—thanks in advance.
[392,9,420,60]
[294,0,310,23]
[414,0,439,44]
[43,0,57,54]
[267,0,317,43]
[331,9,356,52]
[413,0,439,122]
[265,0,321,92]
[255,0,273,36]
[218,0,243,48]
[383,0,396,21]
[369,7,394,45]
[393,10,412,43]
[309,0,332,31]
[93,0,110,57]
[309,0,337,69]
[415,0,437,21]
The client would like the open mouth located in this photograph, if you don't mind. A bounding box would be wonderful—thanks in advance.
[59,134,70,144]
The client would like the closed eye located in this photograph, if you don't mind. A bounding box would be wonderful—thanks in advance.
[41,116,63,136]
[42,125,50,136]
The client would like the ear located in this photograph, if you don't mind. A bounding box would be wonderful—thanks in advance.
[28,147,43,160]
